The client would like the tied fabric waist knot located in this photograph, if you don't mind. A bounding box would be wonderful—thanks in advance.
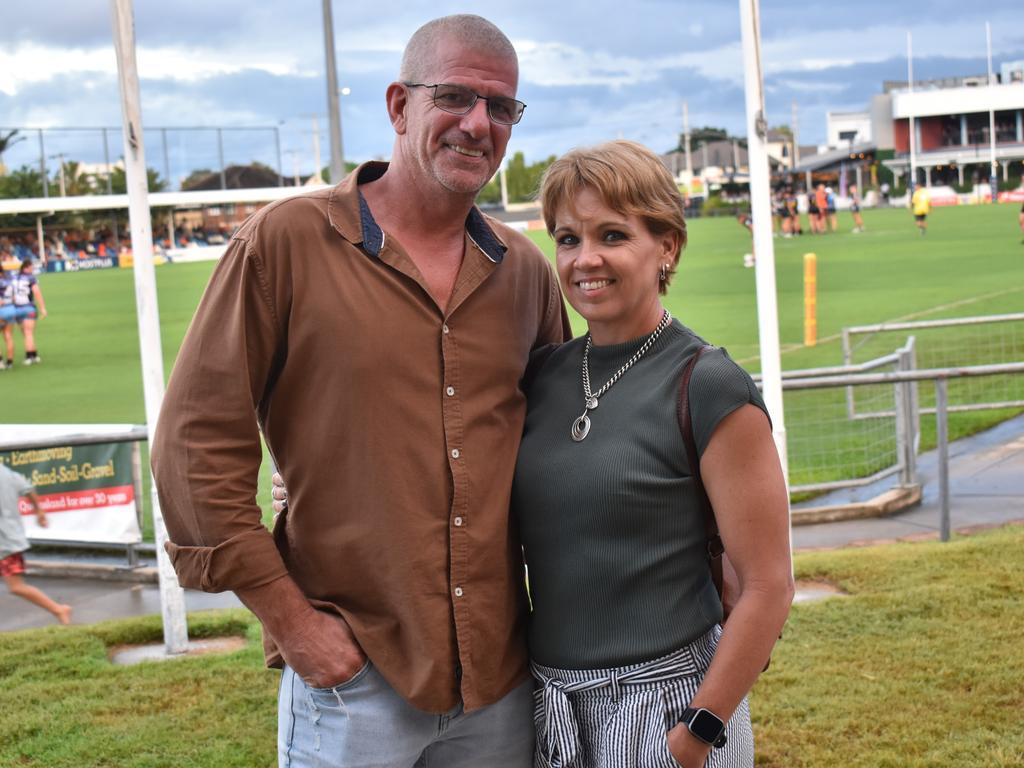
[538,677,581,767]
[532,632,712,767]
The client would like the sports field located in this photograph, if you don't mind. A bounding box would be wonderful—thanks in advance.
[3,202,1022,527]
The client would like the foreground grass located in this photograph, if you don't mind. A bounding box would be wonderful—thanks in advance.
[1,525,1021,766]
[755,524,1024,767]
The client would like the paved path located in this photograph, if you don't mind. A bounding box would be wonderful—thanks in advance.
[3,414,1022,632]
[792,412,1024,549]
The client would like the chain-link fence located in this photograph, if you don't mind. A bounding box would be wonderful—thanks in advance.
[843,313,1024,417]
[757,342,918,496]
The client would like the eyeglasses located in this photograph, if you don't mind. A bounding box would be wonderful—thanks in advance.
[404,82,526,125]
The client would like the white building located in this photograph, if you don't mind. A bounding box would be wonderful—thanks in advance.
[826,111,873,148]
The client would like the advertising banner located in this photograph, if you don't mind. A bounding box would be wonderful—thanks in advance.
[0,426,142,545]
[46,256,119,273]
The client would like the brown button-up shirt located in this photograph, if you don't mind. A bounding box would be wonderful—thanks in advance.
[151,162,570,713]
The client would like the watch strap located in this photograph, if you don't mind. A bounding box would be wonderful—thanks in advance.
[680,706,727,749]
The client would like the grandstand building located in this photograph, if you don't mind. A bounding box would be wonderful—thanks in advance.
[884,67,1024,188]
[790,62,1024,193]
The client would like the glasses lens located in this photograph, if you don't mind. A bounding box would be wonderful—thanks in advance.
[487,97,523,125]
[432,84,476,113]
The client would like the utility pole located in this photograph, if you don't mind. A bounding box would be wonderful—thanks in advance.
[907,32,917,194]
[284,149,302,187]
[791,101,800,168]
[38,129,48,197]
[110,0,189,655]
[322,0,344,182]
[49,153,67,196]
[682,101,692,177]
[986,22,998,203]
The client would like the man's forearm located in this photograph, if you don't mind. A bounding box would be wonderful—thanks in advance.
[237,572,366,688]
[236,573,317,640]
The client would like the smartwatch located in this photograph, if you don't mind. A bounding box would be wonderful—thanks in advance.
[679,707,727,749]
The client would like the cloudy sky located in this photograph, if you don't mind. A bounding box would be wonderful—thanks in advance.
[1,0,1022,188]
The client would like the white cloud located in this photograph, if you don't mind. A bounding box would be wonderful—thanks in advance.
[0,42,312,97]
[517,39,741,88]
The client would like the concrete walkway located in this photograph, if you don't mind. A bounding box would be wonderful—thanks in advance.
[792,412,1024,549]
[3,413,1022,633]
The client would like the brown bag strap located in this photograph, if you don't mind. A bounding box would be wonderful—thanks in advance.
[677,345,725,565]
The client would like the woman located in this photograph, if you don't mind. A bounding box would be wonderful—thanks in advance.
[11,259,47,365]
[515,141,791,768]
[273,141,792,767]
[0,268,16,370]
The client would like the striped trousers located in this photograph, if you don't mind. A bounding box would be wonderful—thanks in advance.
[531,626,754,768]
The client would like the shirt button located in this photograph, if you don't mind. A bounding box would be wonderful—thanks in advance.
[442,324,450,334]
[451,448,460,459]
[446,386,455,397]
[454,586,464,597]
[454,516,463,527]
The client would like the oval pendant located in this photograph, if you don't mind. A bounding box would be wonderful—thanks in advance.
[586,397,599,410]
[571,414,591,442]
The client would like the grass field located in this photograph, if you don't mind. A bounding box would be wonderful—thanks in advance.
[2,203,1023,523]
[2,523,1021,767]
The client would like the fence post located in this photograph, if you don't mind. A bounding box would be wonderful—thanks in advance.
[935,378,951,542]
[907,336,921,457]
[129,440,144,568]
[842,327,855,419]
[897,341,919,486]
[893,365,909,486]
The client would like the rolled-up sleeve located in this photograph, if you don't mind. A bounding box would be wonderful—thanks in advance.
[151,232,289,593]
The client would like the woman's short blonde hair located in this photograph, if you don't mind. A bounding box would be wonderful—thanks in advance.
[539,140,687,294]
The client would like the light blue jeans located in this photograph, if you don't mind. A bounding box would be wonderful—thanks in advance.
[277,662,534,768]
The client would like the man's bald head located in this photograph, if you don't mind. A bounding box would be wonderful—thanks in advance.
[399,14,518,84]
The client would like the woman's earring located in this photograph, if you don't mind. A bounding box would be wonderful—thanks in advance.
[659,263,668,282]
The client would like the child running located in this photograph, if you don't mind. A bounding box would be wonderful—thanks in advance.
[0,462,72,624]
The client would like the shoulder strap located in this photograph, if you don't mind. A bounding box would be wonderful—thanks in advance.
[677,345,725,561]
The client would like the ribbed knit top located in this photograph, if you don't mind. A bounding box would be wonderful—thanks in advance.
[512,319,768,669]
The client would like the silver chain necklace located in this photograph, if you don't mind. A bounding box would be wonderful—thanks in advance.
[571,310,672,442]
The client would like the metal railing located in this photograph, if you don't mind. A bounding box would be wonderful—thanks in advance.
[843,313,1024,416]
[782,362,1024,539]
[756,342,920,495]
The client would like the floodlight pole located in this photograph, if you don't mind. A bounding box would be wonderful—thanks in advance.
[738,0,789,484]
[322,0,345,182]
[110,0,189,655]
[986,22,998,203]
[907,32,917,195]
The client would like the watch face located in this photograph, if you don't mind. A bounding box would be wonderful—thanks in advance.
[689,708,725,744]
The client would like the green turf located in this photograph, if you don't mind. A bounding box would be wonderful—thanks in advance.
[3,203,1022,528]
[2,524,1021,766]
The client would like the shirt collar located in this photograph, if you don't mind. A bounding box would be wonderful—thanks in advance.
[328,161,508,263]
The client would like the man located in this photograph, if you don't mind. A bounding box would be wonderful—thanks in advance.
[912,184,931,235]
[151,15,569,768]
[814,183,828,234]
